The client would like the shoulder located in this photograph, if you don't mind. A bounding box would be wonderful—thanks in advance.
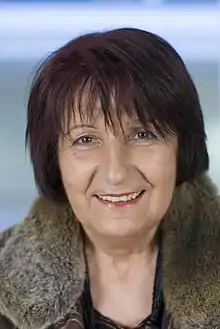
[0,226,15,253]
[0,203,39,329]
[0,198,82,329]
[0,206,41,329]
[0,227,18,328]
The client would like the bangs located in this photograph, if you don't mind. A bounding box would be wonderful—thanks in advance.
[47,43,176,139]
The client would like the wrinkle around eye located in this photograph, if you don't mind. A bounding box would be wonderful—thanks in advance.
[72,135,100,147]
[132,130,163,142]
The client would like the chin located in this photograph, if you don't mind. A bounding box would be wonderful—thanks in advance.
[96,223,147,240]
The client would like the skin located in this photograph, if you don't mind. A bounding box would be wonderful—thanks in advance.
[58,109,178,326]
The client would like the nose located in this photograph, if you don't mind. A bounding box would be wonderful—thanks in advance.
[102,142,128,187]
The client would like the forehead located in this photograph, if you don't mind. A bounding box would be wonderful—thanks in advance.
[74,108,139,124]
[67,84,144,127]
[69,107,145,133]
[62,86,174,138]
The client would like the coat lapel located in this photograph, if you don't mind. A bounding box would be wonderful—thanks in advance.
[162,174,220,328]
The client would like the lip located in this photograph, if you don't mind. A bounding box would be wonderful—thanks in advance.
[95,190,145,207]
[98,191,139,197]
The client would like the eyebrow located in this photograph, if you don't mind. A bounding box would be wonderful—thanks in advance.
[64,124,97,136]
[71,124,97,130]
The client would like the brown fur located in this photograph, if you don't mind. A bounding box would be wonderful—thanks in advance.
[0,173,219,329]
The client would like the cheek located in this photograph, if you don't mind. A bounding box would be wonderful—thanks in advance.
[58,150,95,195]
[142,146,177,218]
[152,151,176,184]
[137,145,177,216]
[138,145,177,186]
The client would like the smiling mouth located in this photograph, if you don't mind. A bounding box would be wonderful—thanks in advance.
[95,190,145,203]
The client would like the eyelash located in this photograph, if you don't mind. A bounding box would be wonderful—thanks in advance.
[73,135,98,146]
[133,130,160,141]
[72,130,161,146]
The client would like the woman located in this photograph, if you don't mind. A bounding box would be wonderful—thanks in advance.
[0,27,219,329]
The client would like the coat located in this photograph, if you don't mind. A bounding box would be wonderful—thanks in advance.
[0,173,220,329]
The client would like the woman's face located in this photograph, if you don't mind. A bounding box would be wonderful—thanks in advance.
[58,111,177,240]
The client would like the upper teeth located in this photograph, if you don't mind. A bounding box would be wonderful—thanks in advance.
[98,191,142,202]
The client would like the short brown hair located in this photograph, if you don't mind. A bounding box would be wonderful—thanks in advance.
[26,28,209,201]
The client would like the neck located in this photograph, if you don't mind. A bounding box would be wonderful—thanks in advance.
[84,228,159,326]
[84,227,159,269]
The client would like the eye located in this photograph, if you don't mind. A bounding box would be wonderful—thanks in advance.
[133,130,160,141]
[73,135,98,146]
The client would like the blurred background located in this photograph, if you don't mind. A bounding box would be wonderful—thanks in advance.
[0,0,219,231]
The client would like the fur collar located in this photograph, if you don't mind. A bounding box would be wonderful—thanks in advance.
[0,174,220,329]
